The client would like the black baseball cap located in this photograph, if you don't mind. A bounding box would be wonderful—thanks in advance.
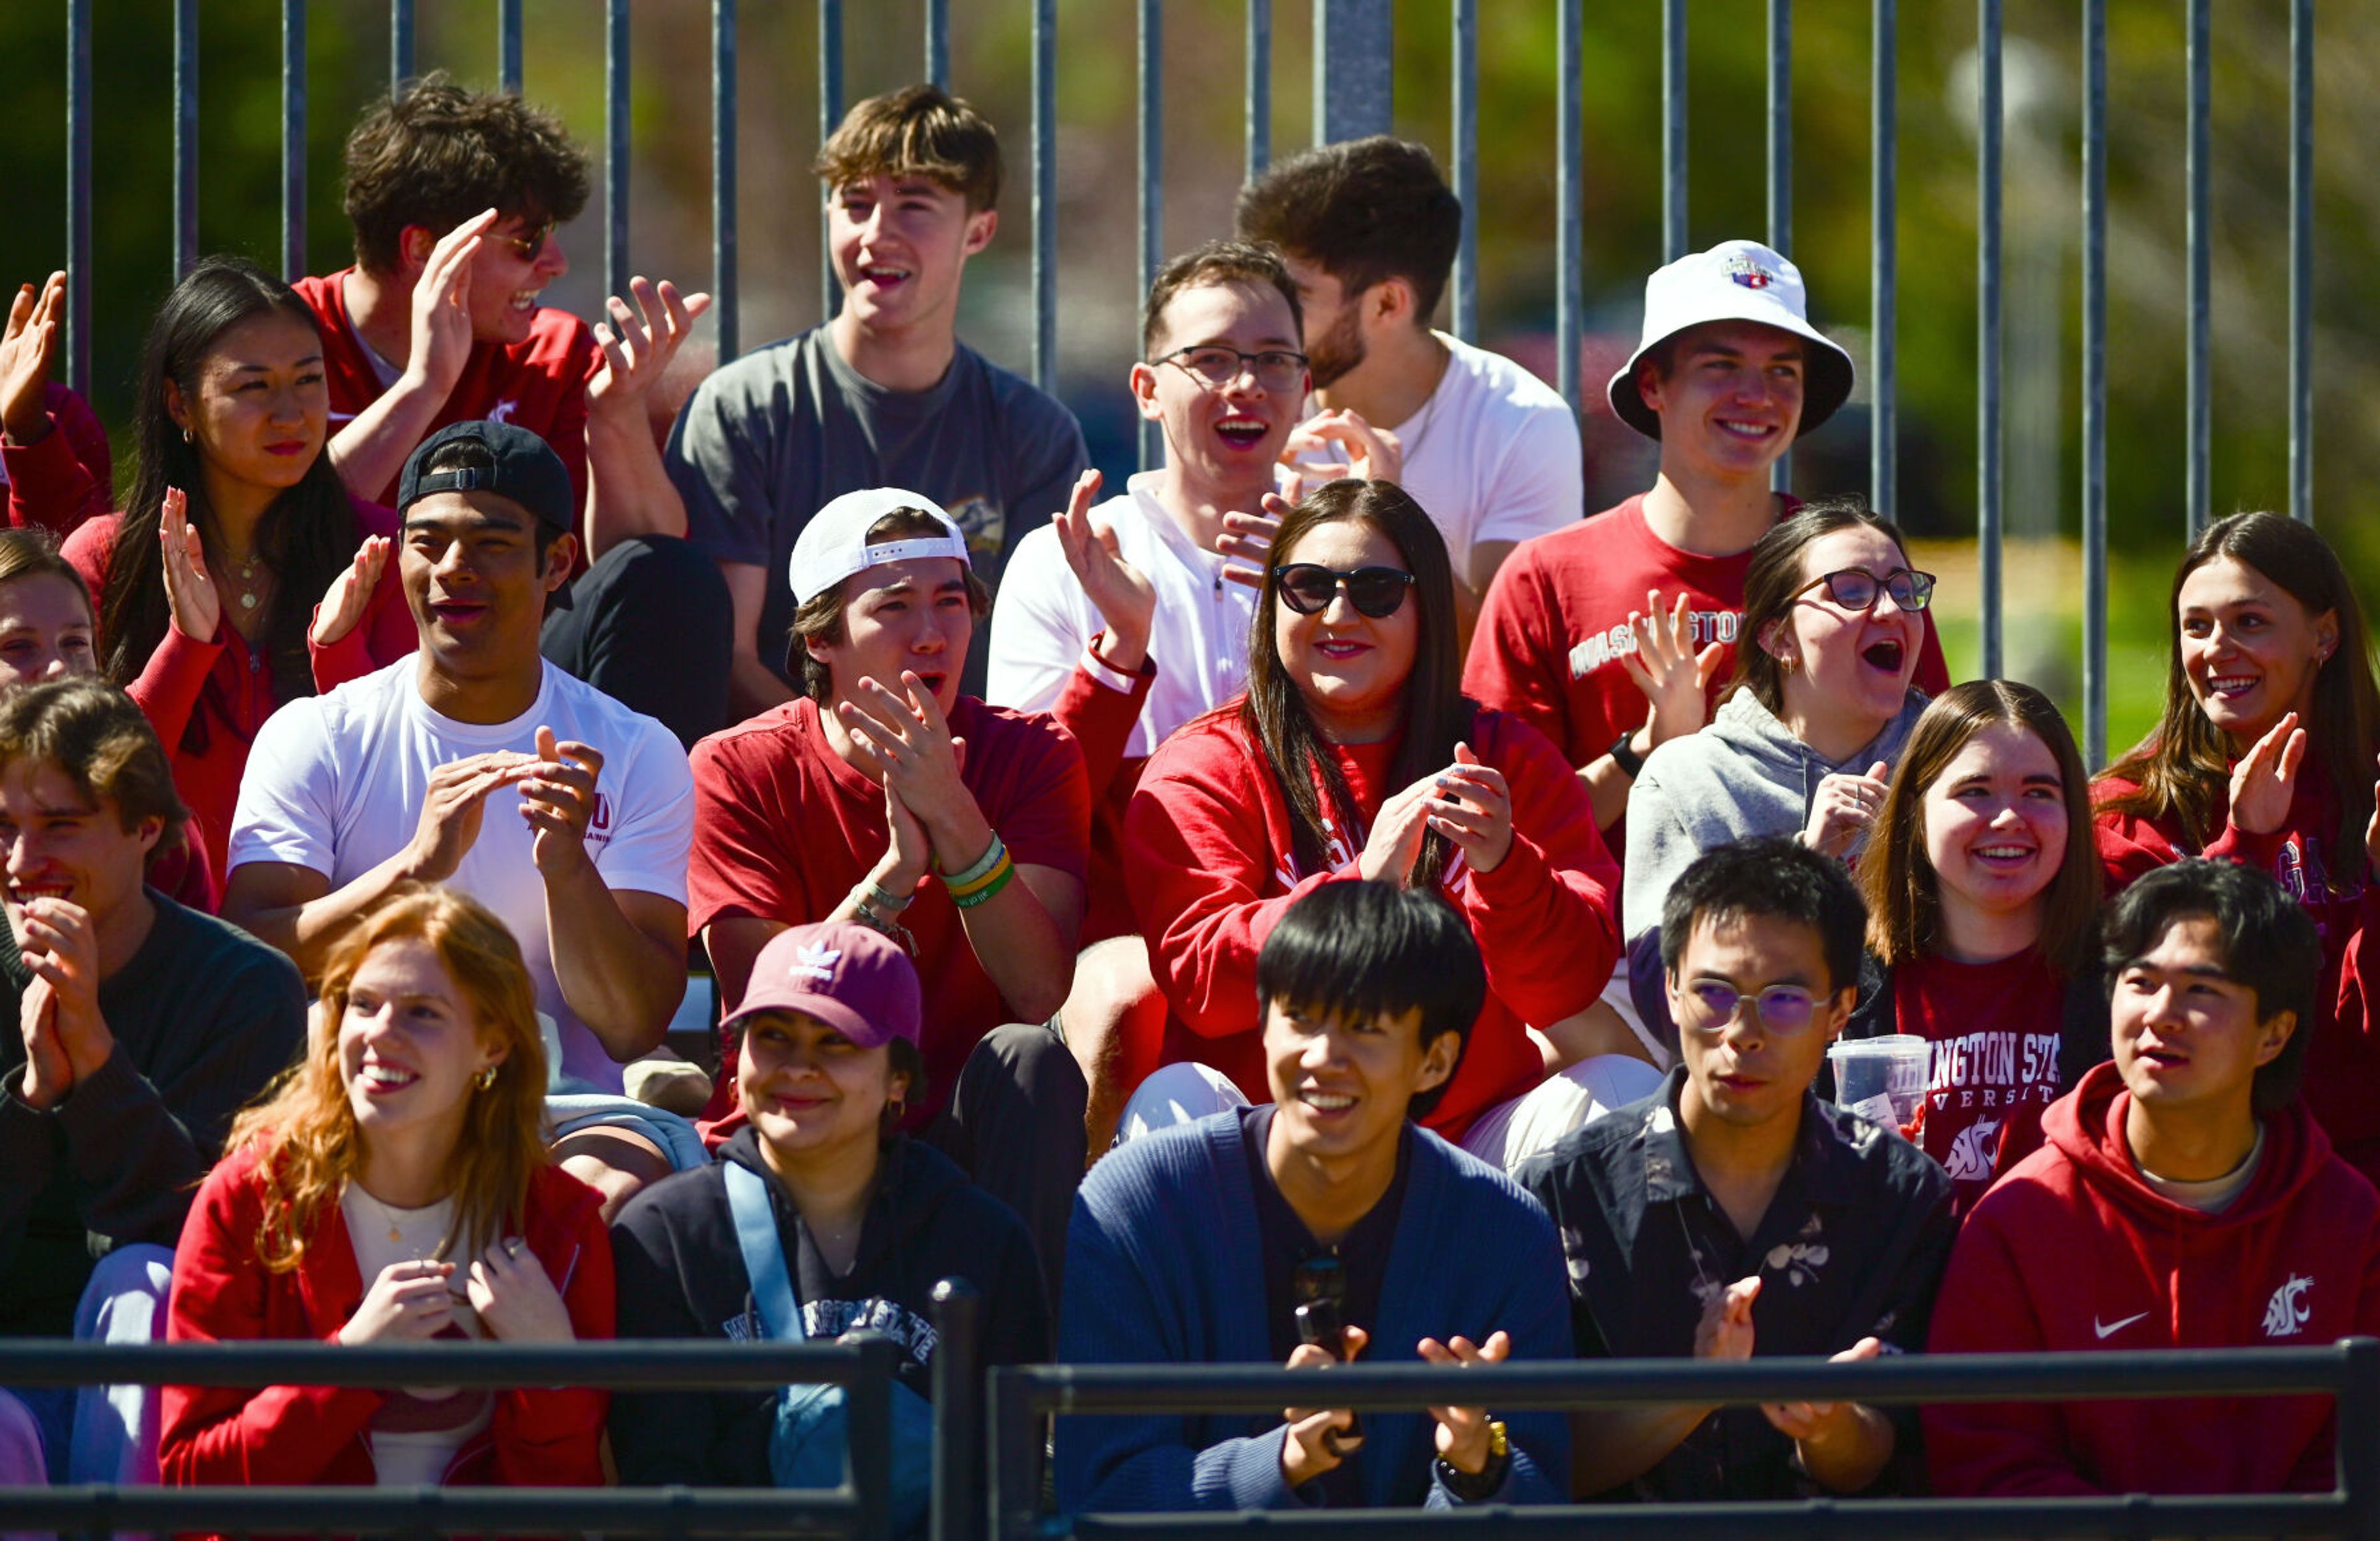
[398,420,576,536]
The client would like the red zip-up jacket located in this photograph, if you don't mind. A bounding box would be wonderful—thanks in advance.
[2094,767,2380,1184]
[161,1142,614,1509]
[1123,701,1620,1142]
[1924,1061,2380,1496]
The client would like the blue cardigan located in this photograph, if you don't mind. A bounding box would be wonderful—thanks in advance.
[1056,1111,1572,1512]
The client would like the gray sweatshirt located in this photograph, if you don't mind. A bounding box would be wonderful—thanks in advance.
[1621,687,1931,941]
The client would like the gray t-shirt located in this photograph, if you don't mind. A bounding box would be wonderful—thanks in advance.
[666,326,1090,695]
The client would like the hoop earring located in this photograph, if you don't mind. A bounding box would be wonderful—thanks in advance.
[181,428,193,446]
[1777,653,1800,675]
[475,1064,498,1090]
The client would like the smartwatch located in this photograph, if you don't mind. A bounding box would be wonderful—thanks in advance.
[1608,728,1648,779]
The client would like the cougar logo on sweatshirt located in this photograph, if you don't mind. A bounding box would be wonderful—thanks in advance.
[1942,1118,2002,1183]
[2262,1274,2314,1338]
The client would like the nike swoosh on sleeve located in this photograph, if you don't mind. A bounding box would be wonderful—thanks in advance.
[2092,1310,2150,1340]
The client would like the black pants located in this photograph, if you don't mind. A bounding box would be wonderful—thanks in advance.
[542,535,734,748]
[922,1019,1088,1310]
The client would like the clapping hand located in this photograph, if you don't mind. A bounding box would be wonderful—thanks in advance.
[1217,487,1299,591]
[1051,469,1155,671]
[0,272,65,446]
[1281,408,1403,485]
[311,536,389,648]
[1420,1330,1511,1477]
[1280,1325,1368,1487]
[1620,590,1726,749]
[588,276,713,417]
[465,1236,576,1345]
[2229,712,2307,837]
[158,487,221,643]
[1804,762,1890,859]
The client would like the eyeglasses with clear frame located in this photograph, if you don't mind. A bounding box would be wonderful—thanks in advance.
[1677,978,1824,1035]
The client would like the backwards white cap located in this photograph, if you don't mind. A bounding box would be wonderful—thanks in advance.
[787,488,970,604]
[1605,239,1855,442]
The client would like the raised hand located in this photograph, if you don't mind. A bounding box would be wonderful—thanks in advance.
[1694,1276,1761,1363]
[337,1258,459,1345]
[835,673,976,841]
[1051,469,1154,671]
[1420,1330,1512,1477]
[465,1236,577,1344]
[1761,1334,1881,1444]
[1218,489,1297,591]
[311,536,390,648]
[588,275,714,415]
[2229,712,2307,836]
[0,272,66,446]
[1620,590,1726,748]
[520,726,606,878]
[157,487,221,643]
[1803,761,1891,859]
[1280,1324,1368,1488]
[403,751,540,883]
[1282,408,1403,485]
[407,211,498,399]
[1426,741,1516,874]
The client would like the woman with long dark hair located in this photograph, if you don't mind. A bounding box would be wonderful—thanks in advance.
[62,256,413,874]
[2096,510,2380,1183]
[1123,479,1620,1150]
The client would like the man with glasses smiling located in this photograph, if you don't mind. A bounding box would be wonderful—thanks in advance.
[1520,837,1954,1501]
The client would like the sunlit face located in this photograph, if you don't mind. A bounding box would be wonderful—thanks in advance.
[0,760,158,940]
[1272,518,1418,746]
[1769,525,1924,733]
[461,211,569,347]
[1921,721,2069,924]
[1670,909,1849,1134]
[1263,994,1455,1163]
[165,309,327,496]
[827,175,994,339]
[736,1008,909,1167]
[400,492,573,681]
[1639,319,1805,478]
[2111,914,2291,1119]
[338,937,503,1150]
[1134,279,1307,493]
[2175,555,2335,746]
[1277,252,1365,391]
[0,573,97,686]
[810,557,974,719]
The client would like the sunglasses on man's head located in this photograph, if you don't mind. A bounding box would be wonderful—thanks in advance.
[1272,563,1416,618]
[1794,566,1937,614]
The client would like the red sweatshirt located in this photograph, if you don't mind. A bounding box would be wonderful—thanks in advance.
[1123,702,1621,1141]
[2094,768,2380,1185]
[162,1144,612,1508]
[1925,1062,2380,1497]
[62,500,416,876]
[0,383,113,535]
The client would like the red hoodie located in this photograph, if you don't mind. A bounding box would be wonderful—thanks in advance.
[1924,1062,2380,1497]
[1123,701,1620,1142]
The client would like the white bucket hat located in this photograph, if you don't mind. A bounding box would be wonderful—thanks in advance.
[787,488,969,605]
[1605,239,1855,442]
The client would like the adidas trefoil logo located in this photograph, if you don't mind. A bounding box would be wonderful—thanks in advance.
[793,942,842,982]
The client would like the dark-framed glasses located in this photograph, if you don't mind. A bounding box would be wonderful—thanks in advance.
[502,216,557,263]
[1679,979,1822,1034]
[1273,563,1416,618]
[1795,566,1937,613]
[1155,344,1310,394]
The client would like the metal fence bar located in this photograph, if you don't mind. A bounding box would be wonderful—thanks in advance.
[1871,0,1896,514]
[1246,0,1273,182]
[928,1283,983,1541]
[1768,0,1792,494]
[1450,0,1477,343]
[2082,0,2109,767]
[2345,1337,2380,1541]
[926,0,950,89]
[281,0,306,281]
[173,0,198,281]
[498,0,523,92]
[1662,0,1687,261]
[2185,0,2211,537]
[819,0,844,323]
[390,0,416,87]
[1556,0,1582,419]
[0,1338,873,1389]
[64,0,92,396]
[606,0,629,303]
[1312,0,1394,144]
[2290,0,2314,524]
[0,1486,868,1536]
[845,1335,897,1541]
[713,0,738,364]
[1975,0,2004,680]
[1031,0,1057,392]
[1137,0,1163,469]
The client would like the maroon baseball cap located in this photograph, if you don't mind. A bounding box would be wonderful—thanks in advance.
[723,921,921,1050]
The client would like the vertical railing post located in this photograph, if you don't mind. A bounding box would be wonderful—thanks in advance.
[1871,0,1897,515]
[65,0,92,397]
[1137,0,1163,469]
[605,0,629,304]
[1031,0,1057,394]
[712,0,739,364]
[498,0,523,93]
[987,1371,1040,1541]
[1555,0,1582,421]
[174,0,198,281]
[390,0,416,87]
[281,0,307,281]
[2185,0,2211,538]
[2288,0,2314,524]
[2340,1337,2380,1541]
[1312,0,1393,145]
[2081,0,2109,769]
[844,1335,897,1541]
[925,0,950,90]
[1246,0,1274,182]
[1662,0,1688,262]
[1976,0,2004,681]
[1450,0,1478,343]
[1767,0,1792,495]
[819,0,844,324]
[929,1281,984,1541]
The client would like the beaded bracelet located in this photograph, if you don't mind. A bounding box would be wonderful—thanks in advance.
[939,832,1008,893]
[950,852,1016,909]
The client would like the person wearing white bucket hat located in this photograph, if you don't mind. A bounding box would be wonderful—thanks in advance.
[1466,240,1946,839]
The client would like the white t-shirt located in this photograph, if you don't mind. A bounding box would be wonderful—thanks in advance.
[339,1186,491,1486]
[1295,330,1582,575]
[984,473,1258,759]
[229,658,695,1092]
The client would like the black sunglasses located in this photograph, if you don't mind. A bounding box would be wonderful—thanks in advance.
[1272,563,1416,618]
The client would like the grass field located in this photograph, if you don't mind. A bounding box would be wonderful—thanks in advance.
[1903,538,2171,769]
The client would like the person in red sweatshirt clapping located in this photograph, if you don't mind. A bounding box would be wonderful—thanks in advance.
[1926,856,2380,1497]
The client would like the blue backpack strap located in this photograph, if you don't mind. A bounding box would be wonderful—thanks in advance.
[723,1160,803,1343]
